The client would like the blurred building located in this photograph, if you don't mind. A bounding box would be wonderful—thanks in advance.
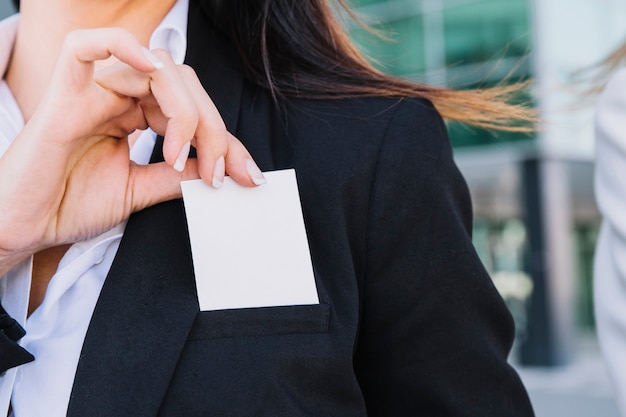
[0,2,13,19]
[348,0,626,366]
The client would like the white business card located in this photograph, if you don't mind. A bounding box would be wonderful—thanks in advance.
[181,169,319,311]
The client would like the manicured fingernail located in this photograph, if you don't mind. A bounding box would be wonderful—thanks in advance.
[212,155,225,189]
[246,159,266,185]
[141,47,164,69]
[173,142,191,172]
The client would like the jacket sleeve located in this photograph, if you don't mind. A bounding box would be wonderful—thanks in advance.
[353,98,534,417]
[593,68,626,417]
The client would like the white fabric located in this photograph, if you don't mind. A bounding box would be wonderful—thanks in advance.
[0,1,189,416]
[594,67,626,417]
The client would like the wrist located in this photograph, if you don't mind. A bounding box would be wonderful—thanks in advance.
[0,248,32,279]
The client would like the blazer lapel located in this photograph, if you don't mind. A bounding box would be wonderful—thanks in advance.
[67,2,246,415]
[185,0,245,134]
[67,200,198,417]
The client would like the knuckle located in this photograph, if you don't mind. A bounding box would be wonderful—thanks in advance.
[226,132,246,154]
[214,127,230,148]
[109,27,130,45]
[62,30,83,50]
[172,100,199,124]
[151,48,173,62]
[227,131,242,145]
[178,64,197,79]
[205,115,226,136]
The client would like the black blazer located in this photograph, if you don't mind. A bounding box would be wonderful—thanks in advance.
[2,1,535,416]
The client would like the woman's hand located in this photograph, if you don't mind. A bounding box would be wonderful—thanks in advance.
[93,48,265,188]
[0,28,263,273]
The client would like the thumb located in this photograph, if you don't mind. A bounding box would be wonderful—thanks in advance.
[127,159,200,212]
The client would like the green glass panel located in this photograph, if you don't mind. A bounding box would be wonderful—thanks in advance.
[352,0,388,6]
[447,121,531,148]
[573,223,599,330]
[349,0,535,148]
[349,16,426,77]
[444,0,530,65]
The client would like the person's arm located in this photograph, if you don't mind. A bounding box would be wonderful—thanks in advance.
[0,28,262,276]
[0,28,265,373]
[594,67,626,416]
[354,98,534,417]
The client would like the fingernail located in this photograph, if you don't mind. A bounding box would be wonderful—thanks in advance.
[173,142,191,172]
[212,155,225,189]
[141,47,164,69]
[246,160,266,185]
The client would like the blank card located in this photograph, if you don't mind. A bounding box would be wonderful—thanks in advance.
[181,169,319,311]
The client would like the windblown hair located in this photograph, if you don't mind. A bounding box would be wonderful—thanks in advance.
[207,0,535,132]
[572,40,626,97]
[12,0,535,131]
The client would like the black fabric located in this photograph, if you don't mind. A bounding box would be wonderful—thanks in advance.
[0,0,534,415]
[0,304,34,374]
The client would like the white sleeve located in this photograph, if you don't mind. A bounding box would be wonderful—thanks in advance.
[594,67,626,417]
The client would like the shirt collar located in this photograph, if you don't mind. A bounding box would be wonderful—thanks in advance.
[149,0,189,65]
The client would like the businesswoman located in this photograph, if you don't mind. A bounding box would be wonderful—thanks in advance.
[0,0,535,416]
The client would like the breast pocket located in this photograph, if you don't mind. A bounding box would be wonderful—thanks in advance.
[187,303,331,340]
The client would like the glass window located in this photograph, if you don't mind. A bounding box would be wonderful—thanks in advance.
[444,0,530,66]
[348,0,534,148]
[349,10,426,77]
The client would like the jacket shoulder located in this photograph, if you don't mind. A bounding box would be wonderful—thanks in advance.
[286,96,451,159]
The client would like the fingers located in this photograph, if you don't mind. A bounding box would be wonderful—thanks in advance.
[177,65,265,187]
[30,28,164,145]
[51,28,162,96]
[128,160,200,212]
[95,47,267,188]
[175,64,227,185]
[105,102,149,138]
[145,50,199,172]
[94,62,153,99]
[127,136,265,216]
[96,50,201,172]
[223,132,267,187]
[94,50,201,174]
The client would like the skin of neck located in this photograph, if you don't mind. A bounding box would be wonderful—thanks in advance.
[6,0,177,121]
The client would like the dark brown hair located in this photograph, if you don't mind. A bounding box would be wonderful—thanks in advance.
[12,0,535,131]
[207,0,535,132]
